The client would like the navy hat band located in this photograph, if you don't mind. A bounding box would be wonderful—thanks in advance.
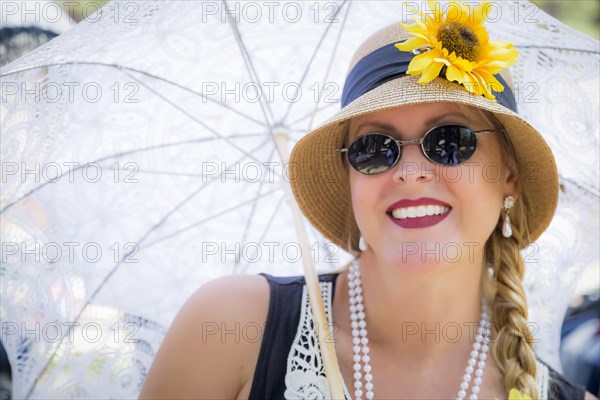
[341,42,517,113]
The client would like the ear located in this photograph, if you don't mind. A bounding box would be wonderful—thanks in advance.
[503,162,520,198]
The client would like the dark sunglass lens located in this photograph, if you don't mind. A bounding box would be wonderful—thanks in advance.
[348,134,399,174]
[423,126,477,165]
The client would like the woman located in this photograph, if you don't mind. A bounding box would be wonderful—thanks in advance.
[139,5,596,400]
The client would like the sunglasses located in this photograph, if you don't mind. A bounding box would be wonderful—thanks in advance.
[336,125,497,175]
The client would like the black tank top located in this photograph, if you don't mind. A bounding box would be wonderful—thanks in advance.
[249,273,587,399]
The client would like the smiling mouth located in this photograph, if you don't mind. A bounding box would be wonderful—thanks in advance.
[388,205,450,220]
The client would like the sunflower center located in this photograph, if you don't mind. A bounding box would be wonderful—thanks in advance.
[437,22,480,61]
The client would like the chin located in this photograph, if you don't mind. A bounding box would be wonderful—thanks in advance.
[381,251,442,276]
[383,239,469,274]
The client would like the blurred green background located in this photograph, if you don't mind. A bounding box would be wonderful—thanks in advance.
[54,0,599,39]
[532,0,599,39]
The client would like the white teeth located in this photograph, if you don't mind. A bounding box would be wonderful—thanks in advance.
[391,205,449,219]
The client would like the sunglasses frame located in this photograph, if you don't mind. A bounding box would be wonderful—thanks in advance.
[336,125,498,175]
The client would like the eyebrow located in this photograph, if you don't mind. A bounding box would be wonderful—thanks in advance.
[351,112,469,137]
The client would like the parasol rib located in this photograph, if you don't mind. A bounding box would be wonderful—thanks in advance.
[274,132,346,399]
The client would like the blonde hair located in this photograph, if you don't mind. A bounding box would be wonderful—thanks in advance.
[342,105,539,398]
[478,108,539,399]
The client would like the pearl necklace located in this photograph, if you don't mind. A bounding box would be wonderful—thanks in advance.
[348,260,491,400]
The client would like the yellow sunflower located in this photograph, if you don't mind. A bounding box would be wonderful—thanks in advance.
[395,0,518,100]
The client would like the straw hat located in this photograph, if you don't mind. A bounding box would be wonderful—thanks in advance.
[289,22,559,252]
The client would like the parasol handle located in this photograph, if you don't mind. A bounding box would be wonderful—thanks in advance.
[274,132,346,399]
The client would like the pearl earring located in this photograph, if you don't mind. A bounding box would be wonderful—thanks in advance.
[358,235,368,252]
[502,195,516,238]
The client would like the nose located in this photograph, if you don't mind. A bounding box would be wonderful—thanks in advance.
[392,144,435,184]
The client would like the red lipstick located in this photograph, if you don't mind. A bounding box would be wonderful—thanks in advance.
[386,197,452,229]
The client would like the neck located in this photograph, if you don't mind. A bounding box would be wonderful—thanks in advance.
[354,251,486,360]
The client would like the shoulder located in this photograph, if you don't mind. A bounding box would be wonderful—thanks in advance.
[180,274,272,345]
[139,272,341,399]
[193,273,271,313]
[243,272,339,326]
[139,274,270,399]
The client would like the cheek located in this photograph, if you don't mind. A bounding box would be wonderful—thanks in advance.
[349,173,367,228]
[451,166,504,235]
